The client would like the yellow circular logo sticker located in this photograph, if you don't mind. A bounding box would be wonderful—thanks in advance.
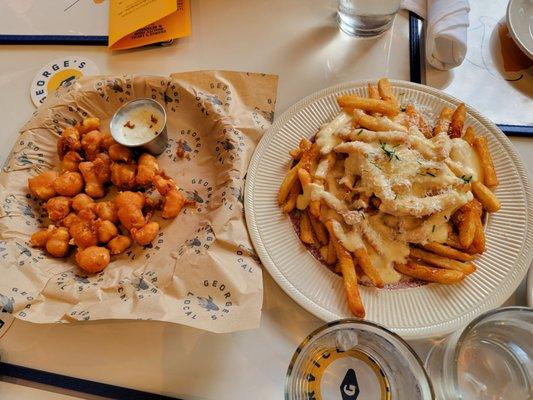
[30,57,99,107]
[302,347,391,400]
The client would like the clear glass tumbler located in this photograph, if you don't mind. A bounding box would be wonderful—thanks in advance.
[337,0,401,37]
[425,307,533,400]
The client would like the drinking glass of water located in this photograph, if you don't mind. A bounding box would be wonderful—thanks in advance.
[425,307,533,400]
[337,0,401,37]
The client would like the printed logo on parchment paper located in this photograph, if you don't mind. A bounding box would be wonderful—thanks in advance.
[195,82,233,117]
[52,110,86,131]
[215,127,245,166]
[181,178,213,214]
[117,271,160,303]
[235,244,261,274]
[2,193,45,227]
[164,130,202,162]
[95,76,133,103]
[0,293,14,314]
[55,270,105,293]
[0,240,8,260]
[4,139,47,172]
[150,81,181,113]
[3,239,46,267]
[219,182,244,212]
[251,102,275,130]
[69,309,91,321]
[181,279,233,321]
[177,224,215,256]
[124,230,165,261]
[7,287,36,318]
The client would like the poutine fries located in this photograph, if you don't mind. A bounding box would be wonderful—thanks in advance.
[278,78,501,317]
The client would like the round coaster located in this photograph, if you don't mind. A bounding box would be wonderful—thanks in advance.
[30,56,99,107]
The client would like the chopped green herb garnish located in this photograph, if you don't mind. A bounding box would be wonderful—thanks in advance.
[432,225,436,233]
[426,172,436,177]
[357,129,363,135]
[461,175,473,183]
[370,160,382,170]
[380,142,400,161]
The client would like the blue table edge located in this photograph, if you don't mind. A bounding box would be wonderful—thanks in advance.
[0,362,182,400]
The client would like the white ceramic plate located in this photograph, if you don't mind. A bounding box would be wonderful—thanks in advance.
[245,80,533,339]
[507,0,533,60]
[527,267,533,307]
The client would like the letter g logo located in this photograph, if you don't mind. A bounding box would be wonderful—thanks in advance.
[340,369,360,400]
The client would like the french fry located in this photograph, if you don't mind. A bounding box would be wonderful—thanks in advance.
[297,168,312,188]
[309,200,320,218]
[448,103,466,138]
[337,95,400,116]
[466,215,485,254]
[278,143,318,204]
[326,220,365,318]
[326,237,337,265]
[282,181,300,213]
[309,199,321,218]
[297,168,316,212]
[367,84,380,100]
[410,247,476,275]
[473,136,498,187]
[319,246,329,262]
[278,165,300,205]
[405,104,432,138]
[300,211,315,244]
[458,211,476,248]
[421,242,475,262]
[353,248,384,288]
[377,78,398,107]
[395,261,465,284]
[352,109,407,132]
[452,200,482,248]
[299,138,312,152]
[446,232,464,250]
[462,126,476,146]
[433,106,454,136]
[310,213,328,246]
[472,181,500,212]
[289,148,301,160]
[303,143,320,168]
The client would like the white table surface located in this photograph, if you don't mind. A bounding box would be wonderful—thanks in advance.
[0,1,530,399]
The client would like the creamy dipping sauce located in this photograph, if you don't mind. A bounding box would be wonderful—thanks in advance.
[113,104,165,146]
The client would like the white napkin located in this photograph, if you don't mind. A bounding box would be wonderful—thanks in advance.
[402,0,470,70]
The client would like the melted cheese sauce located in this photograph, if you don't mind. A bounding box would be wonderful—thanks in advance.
[300,111,480,285]
[450,138,484,182]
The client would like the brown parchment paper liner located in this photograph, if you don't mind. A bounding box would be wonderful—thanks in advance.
[0,71,278,333]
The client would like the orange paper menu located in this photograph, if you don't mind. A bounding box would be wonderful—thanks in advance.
[108,0,191,50]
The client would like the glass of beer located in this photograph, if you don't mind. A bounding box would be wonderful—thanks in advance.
[337,0,401,37]
[285,319,434,399]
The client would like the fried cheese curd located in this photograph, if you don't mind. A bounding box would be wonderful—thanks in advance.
[27,117,191,273]
[152,175,192,219]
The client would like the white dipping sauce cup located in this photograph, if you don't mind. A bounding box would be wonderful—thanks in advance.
[110,98,168,155]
